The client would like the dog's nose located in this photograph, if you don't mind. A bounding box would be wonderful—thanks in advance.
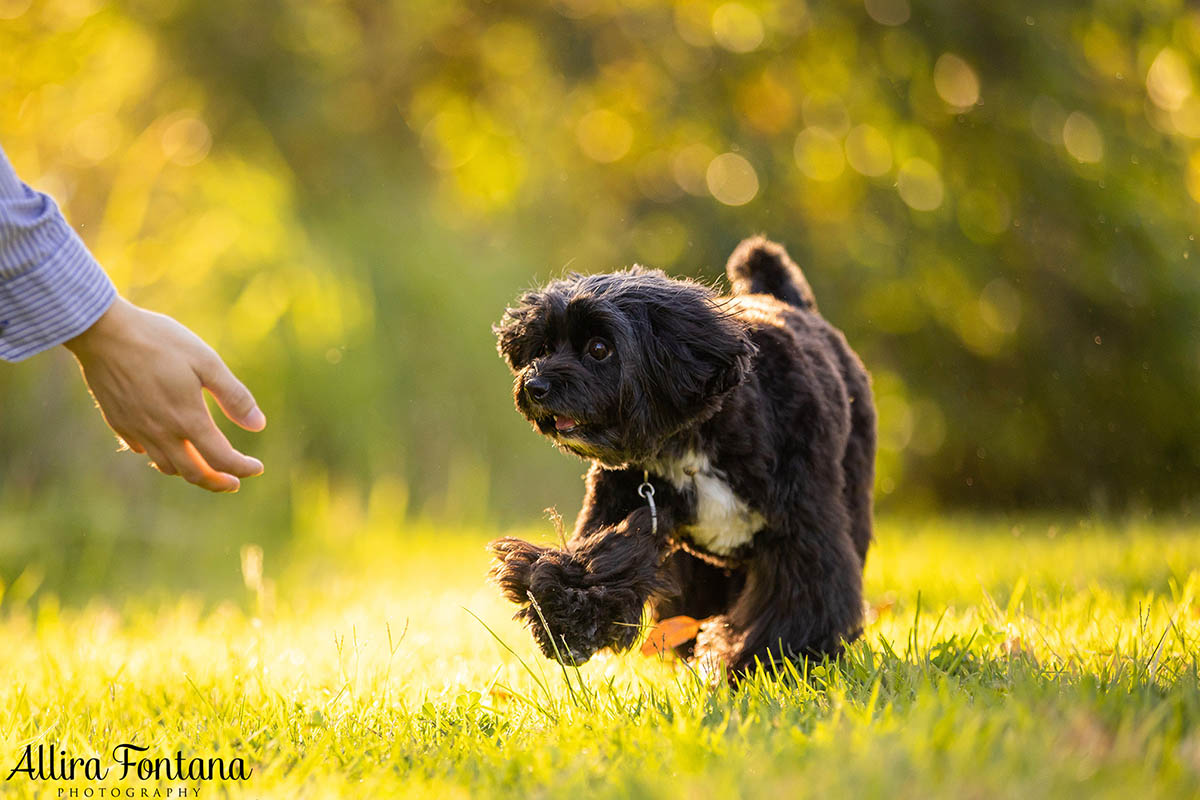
[524,376,551,401]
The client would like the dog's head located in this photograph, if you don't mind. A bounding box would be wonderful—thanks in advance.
[494,268,753,465]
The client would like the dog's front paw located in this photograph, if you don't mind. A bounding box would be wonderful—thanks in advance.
[488,539,597,663]
[489,539,645,666]
[521,549,630,666]
[488,537,550,604]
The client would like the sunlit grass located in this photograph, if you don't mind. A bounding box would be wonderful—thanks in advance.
[2,518,1200,798]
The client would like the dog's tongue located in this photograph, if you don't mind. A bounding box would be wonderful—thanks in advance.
[555,416,577,432]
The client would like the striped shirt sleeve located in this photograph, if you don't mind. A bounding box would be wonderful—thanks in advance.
[0,144,116,362]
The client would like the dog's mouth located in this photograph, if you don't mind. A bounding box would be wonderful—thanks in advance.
[532,411,588,438]
[550,414,588,439]
[526,409,629,464]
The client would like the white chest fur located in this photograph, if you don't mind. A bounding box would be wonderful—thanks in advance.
[654,451,765,556]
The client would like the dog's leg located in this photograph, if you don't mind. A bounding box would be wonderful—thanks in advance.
[489,462,708,664]
[651,552,745,658]
[490,466,689,663]
[652,551,745,621]
[695,521,864,675]
[490,505,672,664]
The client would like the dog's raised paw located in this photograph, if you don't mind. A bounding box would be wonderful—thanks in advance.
[488,537,653,665]
[487,537,548,604]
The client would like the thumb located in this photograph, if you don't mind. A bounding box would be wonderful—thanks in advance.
[197,353,267,431]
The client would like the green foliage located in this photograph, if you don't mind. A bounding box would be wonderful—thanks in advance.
[3,518,1200,797]
[2,0,1199,546]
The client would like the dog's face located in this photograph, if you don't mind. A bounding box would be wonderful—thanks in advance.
[494,268,753,466]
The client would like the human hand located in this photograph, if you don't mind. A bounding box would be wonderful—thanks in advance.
[64,297,266,492]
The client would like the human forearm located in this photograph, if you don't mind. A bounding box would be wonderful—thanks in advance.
[0,145,116,362]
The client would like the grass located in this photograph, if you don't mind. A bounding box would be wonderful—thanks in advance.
[2,516,1200,798]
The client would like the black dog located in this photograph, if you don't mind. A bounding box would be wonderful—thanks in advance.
[489,237,875,674]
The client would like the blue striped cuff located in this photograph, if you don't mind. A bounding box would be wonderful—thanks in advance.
[0,230,116,362]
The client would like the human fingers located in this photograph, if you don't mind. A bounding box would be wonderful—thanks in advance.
[186,416,264,478]
[194,352,266,432]
[163,438,241,492]
[142,441,179,476]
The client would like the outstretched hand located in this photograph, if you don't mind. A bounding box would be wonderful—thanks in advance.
[64,297,266,492]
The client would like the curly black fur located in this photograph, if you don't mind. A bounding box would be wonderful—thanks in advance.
[489,236,876,676]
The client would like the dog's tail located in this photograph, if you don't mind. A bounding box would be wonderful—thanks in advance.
[725,236,817,312]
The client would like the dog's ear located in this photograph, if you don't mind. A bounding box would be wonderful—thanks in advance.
[493,292,546,371]
[639,287,753,419]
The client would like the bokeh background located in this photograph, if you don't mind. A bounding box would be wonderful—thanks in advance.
[1,0,1198,600]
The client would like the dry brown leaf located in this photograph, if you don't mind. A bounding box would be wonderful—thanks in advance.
[640,615,701,657]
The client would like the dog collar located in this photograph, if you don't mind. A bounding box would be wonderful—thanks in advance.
[638,470,657,535]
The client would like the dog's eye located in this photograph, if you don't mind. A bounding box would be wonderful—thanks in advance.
[585,337,611,361]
